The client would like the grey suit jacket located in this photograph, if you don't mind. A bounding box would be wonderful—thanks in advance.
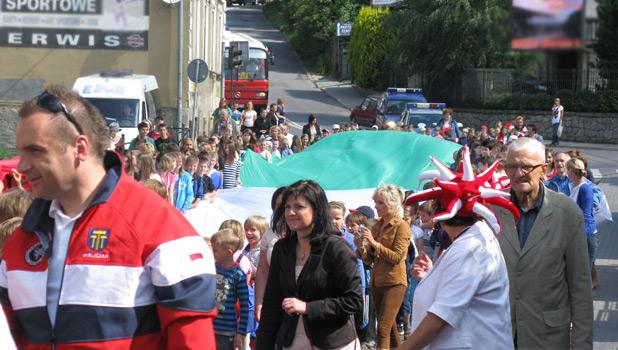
[495,187,593,350]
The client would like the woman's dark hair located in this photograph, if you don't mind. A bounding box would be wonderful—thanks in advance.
[270,186,288,231]
[308,114,317,124]
[271,186,287,210]
[272,180,336,239]
[432,199,479,227]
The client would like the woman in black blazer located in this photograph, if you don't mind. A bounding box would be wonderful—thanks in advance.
[256,180,362,350]
[301,114,322,143]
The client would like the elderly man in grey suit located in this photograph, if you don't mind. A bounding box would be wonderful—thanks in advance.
[495,137,593,349]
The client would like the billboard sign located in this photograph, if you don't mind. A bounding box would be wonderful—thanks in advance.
[512,0,584,50]
[0,0,149,50]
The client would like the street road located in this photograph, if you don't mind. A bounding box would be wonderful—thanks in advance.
[226,5,618,348]
[225,5,351,133]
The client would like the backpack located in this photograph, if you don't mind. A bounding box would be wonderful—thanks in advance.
[589,182,612,225]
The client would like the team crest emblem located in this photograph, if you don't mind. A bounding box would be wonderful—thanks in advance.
[25,243,45,266]
[88,228,110,251]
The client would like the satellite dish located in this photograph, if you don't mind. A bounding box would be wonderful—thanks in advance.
[162,0,181,4]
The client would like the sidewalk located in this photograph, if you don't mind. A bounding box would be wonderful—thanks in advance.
[313,77,367,111]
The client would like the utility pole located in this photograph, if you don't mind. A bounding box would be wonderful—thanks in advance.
[176,0,183,142]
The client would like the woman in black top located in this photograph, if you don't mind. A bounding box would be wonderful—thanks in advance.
[256,180,362,350]
[301,114,322,143]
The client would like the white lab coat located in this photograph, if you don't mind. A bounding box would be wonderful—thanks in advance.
[410,220,513,350]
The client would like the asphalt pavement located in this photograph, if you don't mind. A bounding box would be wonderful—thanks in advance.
[226,5,618,349]
[225,5,351,133]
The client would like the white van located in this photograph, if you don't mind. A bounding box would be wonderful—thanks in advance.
[73,70,158,144]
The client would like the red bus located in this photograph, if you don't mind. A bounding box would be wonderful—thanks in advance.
[224,31,270,111]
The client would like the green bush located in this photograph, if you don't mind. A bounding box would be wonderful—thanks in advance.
[349,6,393,88]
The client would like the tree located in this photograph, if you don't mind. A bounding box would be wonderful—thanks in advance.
[389,0,513,97]
[595,0,618,89]
[273,0,364,72]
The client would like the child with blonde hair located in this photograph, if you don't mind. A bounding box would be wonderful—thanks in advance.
[140,179,167,199]
[242,215,268,275]
[0,188,33,222]
[210,229,250,350]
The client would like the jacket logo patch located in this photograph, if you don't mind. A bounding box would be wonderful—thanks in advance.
[25,242,45,266]
[88,228,110,251]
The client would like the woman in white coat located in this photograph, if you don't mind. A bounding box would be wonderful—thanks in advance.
[398,146,517,350]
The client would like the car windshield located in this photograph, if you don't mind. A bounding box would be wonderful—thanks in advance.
[86,98,139,128]
[384,100,408,114]
[406,112,443,128]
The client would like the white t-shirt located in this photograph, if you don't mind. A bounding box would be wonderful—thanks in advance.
[411,220,513,350]
[259,227,279,265]
[411,224,424,257]
[551,105,563,125]
[284,133,294,147]
[242,110,257,127]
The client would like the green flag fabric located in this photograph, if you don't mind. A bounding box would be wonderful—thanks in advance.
[240,130,461,190]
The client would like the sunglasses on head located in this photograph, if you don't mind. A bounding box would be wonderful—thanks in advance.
[36,91,84,135]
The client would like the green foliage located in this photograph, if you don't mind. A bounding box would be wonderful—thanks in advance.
[0,148,18,159]
[349,6,394,88]
[595,0,618,88]
[389,0,530,96]
[476,90,618,113]
[264,0,363,73]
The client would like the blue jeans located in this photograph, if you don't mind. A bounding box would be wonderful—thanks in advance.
[552,122,560,145]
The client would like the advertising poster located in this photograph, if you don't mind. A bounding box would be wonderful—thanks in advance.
[0,0,149,49]
[512,0,584,50]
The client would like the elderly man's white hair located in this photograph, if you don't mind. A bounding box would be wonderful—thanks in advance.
[507,137,545,161]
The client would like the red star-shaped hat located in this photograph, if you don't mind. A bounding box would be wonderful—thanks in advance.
[405,146,520,233]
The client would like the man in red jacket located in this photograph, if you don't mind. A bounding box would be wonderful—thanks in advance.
[0,85,217,349]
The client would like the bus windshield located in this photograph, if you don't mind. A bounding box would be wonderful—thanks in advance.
[86,98,140,128]
[225,48,268,80]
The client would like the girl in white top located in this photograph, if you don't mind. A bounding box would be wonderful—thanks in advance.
[254,187,287,323]
[241,101,257,129]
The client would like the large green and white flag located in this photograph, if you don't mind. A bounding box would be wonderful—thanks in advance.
[240,130,460,190]
[186,131,460,237]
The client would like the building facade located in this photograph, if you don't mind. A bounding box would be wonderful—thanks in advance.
[0,0,226,147]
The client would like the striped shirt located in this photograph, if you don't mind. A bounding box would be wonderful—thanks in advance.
[222,159,242,189]
[214,263,250,335]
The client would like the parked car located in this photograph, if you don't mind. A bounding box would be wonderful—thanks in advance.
[350,95,381,127]
[401,102,447,132]
[512,72,548,93]
[350,87,428,128]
